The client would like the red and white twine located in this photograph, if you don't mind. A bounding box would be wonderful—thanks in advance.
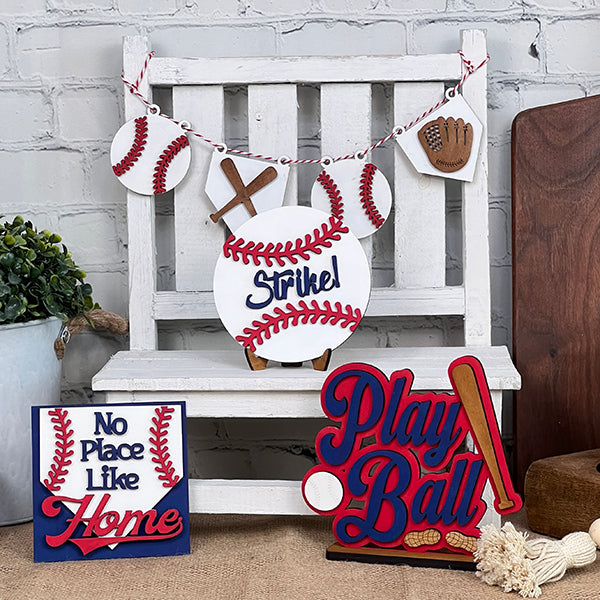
[121,50,489,167]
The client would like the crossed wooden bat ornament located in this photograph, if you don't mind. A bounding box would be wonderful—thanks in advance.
[209,158,278,223]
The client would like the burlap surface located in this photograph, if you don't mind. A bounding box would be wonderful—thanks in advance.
[1,513,600,600]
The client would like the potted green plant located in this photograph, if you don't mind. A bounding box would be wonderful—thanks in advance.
[0,215,98,525]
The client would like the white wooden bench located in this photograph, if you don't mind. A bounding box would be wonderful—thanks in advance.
[92,29,520,526]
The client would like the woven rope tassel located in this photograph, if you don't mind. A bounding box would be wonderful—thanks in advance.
[475,522,597,598]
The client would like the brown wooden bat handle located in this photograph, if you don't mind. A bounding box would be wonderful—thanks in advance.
[210,194,243,223]
[451,362,515,511]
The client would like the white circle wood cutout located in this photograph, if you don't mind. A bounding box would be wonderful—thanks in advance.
[213,205,371,363]
[303,471,344,513]
[310,160,392,239]
[110,114,191,195]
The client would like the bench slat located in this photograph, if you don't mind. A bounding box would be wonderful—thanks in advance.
[124,36,158,349]
[394,82,446,289]
[461,29,491,346]
[149,54,463,86]
[152,286,466,320]
[189,479,313,515]
[321,82,373,264]
[248,84,298,206]
[173,85,226,291]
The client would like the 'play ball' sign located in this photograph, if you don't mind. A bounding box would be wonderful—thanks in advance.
[302,357,522,561]
[32,402,189,562]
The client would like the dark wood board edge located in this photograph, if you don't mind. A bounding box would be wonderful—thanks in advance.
[326,542,477,571]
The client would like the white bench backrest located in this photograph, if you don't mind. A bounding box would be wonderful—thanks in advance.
[122,30,490,352]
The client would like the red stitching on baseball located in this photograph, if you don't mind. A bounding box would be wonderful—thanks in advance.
[112,116,148,177]
[235,300,362,352]
[44,408,75,492]
[223,216,349,267]
[317,170,344,221]
[149,406,180,488]
[152,134,190,195]
[359,163,385,229]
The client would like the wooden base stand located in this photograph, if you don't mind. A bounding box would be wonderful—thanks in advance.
[311,348,332,371]
[244,349,269,371]
[326,543,476,571]
[244,348,332,372]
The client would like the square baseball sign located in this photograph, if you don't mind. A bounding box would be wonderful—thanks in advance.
[32,401,189,562]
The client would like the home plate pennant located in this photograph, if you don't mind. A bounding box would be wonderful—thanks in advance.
[396,92,483,182]
[205,151,290,233]
[310,160,392,239]
[32,402,189,562]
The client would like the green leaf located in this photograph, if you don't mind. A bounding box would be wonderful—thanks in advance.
[0,252,15,268]
[4,296,25,321]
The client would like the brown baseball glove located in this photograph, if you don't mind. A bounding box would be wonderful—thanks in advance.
[418,116,473,173]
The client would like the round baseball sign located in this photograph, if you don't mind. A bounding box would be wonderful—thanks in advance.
[213,206,371,363]
[311,160,392,239]
[110,113,191,195]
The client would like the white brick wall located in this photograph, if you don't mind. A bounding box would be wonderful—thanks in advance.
[1,0,595,476]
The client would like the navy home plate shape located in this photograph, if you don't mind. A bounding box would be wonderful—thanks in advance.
[32,401,189,562]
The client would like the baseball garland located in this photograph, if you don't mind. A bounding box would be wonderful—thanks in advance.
[112,49,489,197]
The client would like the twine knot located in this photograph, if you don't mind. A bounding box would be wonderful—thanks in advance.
[54,309,129,360]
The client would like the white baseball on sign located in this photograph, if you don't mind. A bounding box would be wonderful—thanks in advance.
[213,205,371,363]
[303,471,344,513]
[310,160,392,239]
[110,113,191,195]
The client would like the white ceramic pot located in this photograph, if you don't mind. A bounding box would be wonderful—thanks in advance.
[0,317,62,526]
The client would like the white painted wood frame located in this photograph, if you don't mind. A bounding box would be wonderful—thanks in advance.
[94,30,518,528]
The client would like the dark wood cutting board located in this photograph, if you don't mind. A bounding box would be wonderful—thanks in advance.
[512,95,600,491]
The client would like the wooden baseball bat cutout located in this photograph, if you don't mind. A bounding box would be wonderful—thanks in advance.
[449,357,522,514]
[210,159,278,223]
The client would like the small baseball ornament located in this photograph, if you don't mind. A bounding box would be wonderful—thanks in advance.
[310,160,392,239]
[213,205,371,365]
[396,90,483,182]
[205,151,290,233]
[111,110,191,195]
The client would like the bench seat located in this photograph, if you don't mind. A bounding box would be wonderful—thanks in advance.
[93,346,520,418]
